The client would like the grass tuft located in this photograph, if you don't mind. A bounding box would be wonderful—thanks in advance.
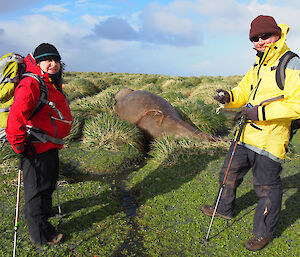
[82,112,143,151]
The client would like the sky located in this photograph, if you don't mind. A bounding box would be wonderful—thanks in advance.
[0,0,299,77]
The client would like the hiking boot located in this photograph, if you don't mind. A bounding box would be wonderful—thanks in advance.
[244,235,272,251]
[29,233,63,246]
[47,233,63,245]
[200,205,233,220]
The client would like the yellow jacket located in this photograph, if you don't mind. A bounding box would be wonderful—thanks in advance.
[225,24,300,162]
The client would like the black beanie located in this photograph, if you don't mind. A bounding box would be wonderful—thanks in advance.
[249,15,281,41]
[33,43,61,64]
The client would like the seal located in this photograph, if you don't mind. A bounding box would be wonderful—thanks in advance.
[114,88,219,142]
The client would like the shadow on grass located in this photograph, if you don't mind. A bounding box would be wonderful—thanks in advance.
[132,146,226,206]
[57,188,118,236]
[57,157,150,255]
[208,171,300,239]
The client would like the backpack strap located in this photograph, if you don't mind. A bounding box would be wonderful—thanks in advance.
[23,73,65,120]
[276,51,299,90]
[26,125,64,145]
[23,73,49,120]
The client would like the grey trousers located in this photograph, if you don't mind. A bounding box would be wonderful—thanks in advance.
[216,143,282,237]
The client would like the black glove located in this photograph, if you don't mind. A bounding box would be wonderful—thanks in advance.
[18,151,27,159]
[241,105,259,121]
[214,89,230,104]
[17,144,28,159]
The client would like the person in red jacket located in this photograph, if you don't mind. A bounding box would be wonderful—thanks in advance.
[6,43,72,245]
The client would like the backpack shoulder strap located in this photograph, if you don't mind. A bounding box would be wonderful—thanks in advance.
[276,51,299,90]
[23,73,65,120]
[22,73,49,120]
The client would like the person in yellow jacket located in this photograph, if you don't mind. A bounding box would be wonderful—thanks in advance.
[201,15,300,251]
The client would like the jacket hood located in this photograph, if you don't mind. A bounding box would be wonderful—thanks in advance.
[273,23,289,51]
[257,23,290,65]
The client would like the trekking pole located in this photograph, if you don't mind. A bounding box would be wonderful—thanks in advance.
[202,115,246,244]
[56,184,63,218]
[13,169,22,257]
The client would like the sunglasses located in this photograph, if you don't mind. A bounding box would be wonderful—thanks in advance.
[251,33,273,42]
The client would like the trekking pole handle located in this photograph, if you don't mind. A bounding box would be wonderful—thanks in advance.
[236,115,246,141]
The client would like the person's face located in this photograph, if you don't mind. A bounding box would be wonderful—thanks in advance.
[252,33,280,52]
[38,59,60,74]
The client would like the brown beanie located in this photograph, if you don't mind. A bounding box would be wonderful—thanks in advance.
[249,15,281,41]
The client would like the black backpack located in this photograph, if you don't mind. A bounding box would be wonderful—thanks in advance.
[275,51,300,140]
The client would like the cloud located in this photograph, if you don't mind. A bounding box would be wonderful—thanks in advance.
[76,0,89,5]
[0,0,42,14]
[0,14,88,56]
[138,2,203,46]
[94,17,139,41]
[81,14,107,27]
[38,4,69,14]
[91,2,203,46]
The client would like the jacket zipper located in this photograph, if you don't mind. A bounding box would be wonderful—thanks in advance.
[50,113,58,138]
[251,48,271,101]
[252,78,261,100]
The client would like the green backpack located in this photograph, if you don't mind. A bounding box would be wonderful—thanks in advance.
[0,53,25,129]
[0,53,49,146]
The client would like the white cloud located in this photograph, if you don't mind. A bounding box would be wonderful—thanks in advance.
[150,11,193,35]
[38,4,69,14]
[76,0,89,5]
[81,14,107,27]
[0,14,87,55]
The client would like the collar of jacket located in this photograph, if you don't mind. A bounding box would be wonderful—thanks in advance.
[253,23,291,66]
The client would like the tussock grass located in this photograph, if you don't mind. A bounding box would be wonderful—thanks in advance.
[70,92,114,116]
[65,116,83,142]
[0,143,16,161]
[82,112,143,151]
[64,78,100,101]
[175,98,228,135]
[159,91,187,105]
[149,135,228,167]
[140,83,163,94]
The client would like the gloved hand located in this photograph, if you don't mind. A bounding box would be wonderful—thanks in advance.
[16,144,28,159]
[18,151,27,159]
[214,89,230,104]
[241,105,259,121]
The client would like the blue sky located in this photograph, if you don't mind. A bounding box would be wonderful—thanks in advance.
[0,0,299,76]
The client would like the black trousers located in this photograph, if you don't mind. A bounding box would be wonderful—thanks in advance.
[216,143,282,237]
[21,148,59,244]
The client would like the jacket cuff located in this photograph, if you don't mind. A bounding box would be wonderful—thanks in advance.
[229,90,234,103]
[258,106,266,121]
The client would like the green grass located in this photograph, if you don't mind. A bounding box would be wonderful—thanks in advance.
[0,72,299,256]
[129,133,300,256]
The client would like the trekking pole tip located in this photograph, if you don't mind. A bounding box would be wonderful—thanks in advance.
[201,238,210,246]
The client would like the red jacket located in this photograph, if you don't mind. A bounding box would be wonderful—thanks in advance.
[6,53,72,154]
